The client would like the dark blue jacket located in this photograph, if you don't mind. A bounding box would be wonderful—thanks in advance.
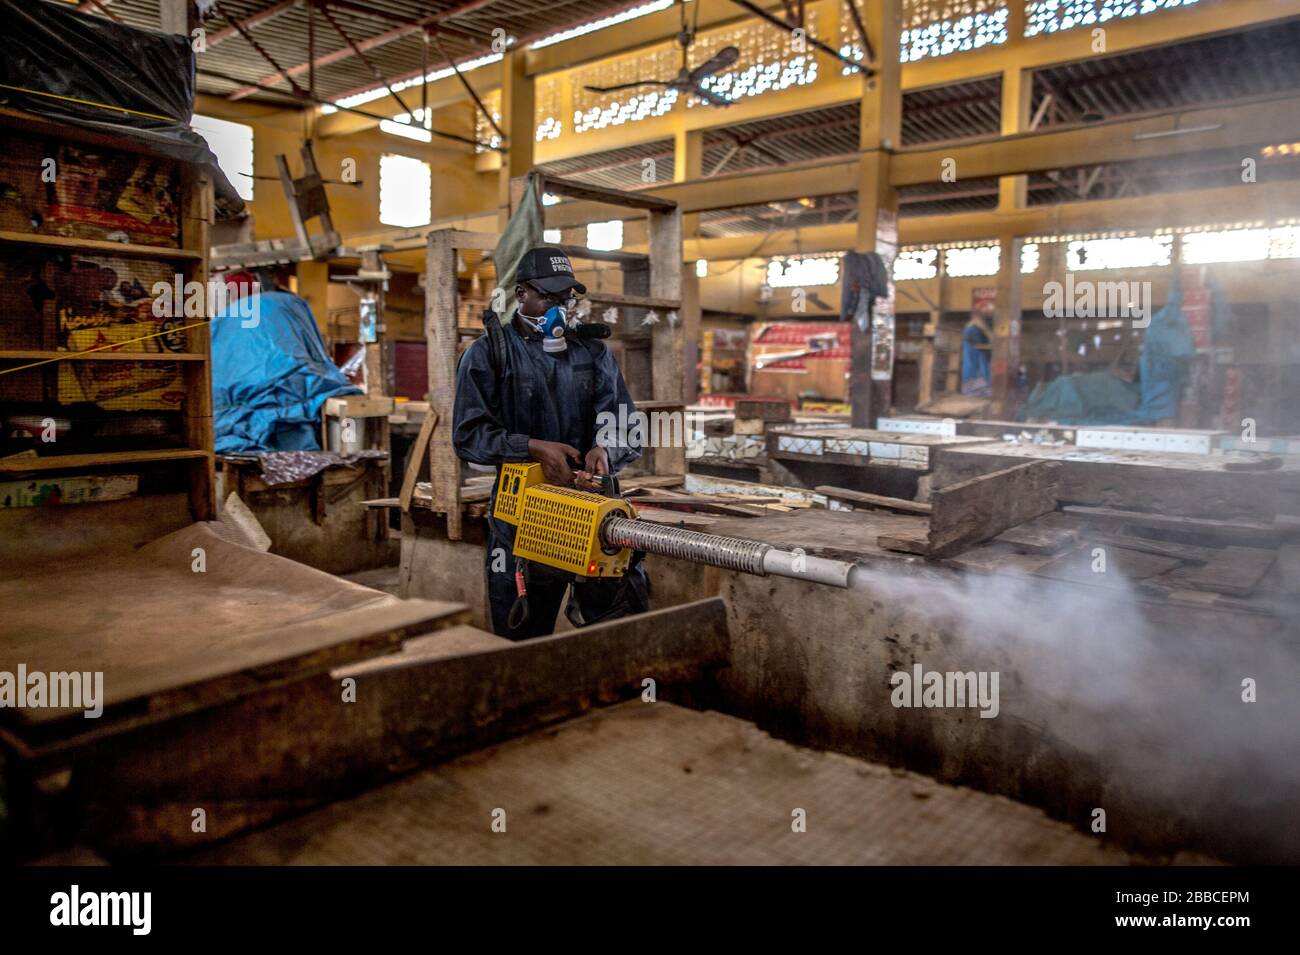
[452,320,641,481]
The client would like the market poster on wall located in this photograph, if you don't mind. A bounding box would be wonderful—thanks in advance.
[871,208,899,381]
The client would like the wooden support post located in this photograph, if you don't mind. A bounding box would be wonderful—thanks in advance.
[181,164,215,522]
[992,234,1025,417]
[918,321,936,406]
[674,127,703,228]
[647,206,684,405]
[360,247,390,398]
[425,231,463,539]
[675,127,703,406]
[926,460,1060,558]
[400,409,437,513]
[159,0,198,36]
[851,0,902,429]
[681,267,701,406]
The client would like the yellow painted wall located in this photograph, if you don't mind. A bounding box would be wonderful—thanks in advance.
[194,95,496,243]
[698,253,1300,324]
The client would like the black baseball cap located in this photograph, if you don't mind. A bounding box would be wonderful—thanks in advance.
[516,247,587,295]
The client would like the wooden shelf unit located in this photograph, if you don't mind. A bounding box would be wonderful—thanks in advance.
[0,108,215,524]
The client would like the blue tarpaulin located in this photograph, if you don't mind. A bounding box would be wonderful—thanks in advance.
[1026,275,1200,425]
[212,290,361,454]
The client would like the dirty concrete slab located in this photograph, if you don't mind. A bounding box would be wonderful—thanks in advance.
[189,702,1132,865]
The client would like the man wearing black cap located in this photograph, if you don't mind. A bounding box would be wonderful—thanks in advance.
[452,246,648,639]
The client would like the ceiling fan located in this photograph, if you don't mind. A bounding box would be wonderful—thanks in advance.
[583,1,739,107]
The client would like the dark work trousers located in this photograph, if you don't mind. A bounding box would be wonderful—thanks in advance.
[483,518,647,640]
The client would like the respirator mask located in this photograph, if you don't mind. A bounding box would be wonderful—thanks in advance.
[523,302,569,353]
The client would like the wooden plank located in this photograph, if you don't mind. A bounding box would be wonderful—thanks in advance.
[541,173,678,212]
[180,163,216,522]
[400,408,437,513]
[1063,505,1283,547]
[622,474,685,491]
[1031,544,1183,589]
[1184,547,1276,596]
[10,599,729,853]
[682,507,913,563]
[816,485,932,515]
[554,244,647,265]
[633,506,718,530]
[733,398,792,422]
[324,395,395,417]
[877,530,931,555]
[0,228,201,259]
[586,291,682,311]
[9,593,471,730]
[927,461,1060,558]
[1089,532,1220,565]
[0,449,209,473]
[0,350,206,361]
[439,229,499,252]
[460,483,493,503]
[426,230,462,538]
[629,489,765,518]
[932,442,1282,523]
[994,513,1079,555]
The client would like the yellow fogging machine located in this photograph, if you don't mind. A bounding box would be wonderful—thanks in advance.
[492,462,864,589]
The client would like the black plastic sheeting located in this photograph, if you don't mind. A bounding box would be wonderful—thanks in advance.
[0,0,243,214]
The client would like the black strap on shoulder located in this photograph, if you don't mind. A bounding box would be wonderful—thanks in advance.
[481,307,509,376]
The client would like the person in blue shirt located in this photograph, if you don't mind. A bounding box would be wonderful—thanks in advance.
[452,247,648,639]
[961,313,993,397]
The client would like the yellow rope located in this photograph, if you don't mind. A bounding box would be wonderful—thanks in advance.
[0,83,175,124]
[0,319,211,376]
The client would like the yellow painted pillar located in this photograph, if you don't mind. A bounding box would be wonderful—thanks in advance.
[295,259,332,337]
[999,3,1031,212]
[498,50,535,229]
[850,0,902,428]
[675,125,704,403]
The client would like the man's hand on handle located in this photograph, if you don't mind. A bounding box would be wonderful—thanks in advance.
[574,447,609,491]
[528,438,581,486]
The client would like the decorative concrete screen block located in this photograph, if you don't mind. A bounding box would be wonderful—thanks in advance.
[572,9,820,132]
[778,435,824,456]
[878,417,958,437]
[475,89,503,153]
[867,441,902,460]
[534,79,562,142]
[1075,427,1222,456]
[841,1,1009,69]
[1025,0,1201,38]
[900,446,931,469]
[827,437,873,457]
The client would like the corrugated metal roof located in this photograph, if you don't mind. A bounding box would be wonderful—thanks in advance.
[1032,18,1300,125]
[1028,147,1300,205]
[88,0,651,104]
[73,2,1300,223]
[539,138,675,191]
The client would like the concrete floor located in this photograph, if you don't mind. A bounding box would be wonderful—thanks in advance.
[190,702,1132,865]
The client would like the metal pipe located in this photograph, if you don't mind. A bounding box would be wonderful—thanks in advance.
[600,516,861,589]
